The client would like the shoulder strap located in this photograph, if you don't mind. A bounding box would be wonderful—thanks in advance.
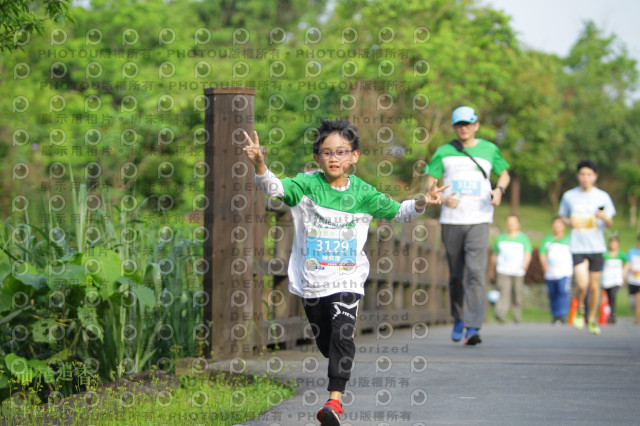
[448,139,488,180]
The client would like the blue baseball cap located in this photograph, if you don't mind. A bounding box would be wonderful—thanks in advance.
[451,106,478,124]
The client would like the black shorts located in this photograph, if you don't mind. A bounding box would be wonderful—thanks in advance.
[572,253,604,272]
[629,284,640,295]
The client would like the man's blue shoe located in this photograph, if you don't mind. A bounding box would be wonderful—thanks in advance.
[464,327,482,346]
[451,320,464,342]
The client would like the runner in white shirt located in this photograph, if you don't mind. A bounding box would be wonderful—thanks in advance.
[559,159,615,335]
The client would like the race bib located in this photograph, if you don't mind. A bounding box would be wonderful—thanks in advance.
[602,262,623,285]
[305,226,357,272]
[452,179,481,197]
[571,214,597,230]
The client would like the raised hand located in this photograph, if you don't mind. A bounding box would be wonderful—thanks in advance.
[425,179,449,206]
[242,130,266,175]
[415,179,450,211]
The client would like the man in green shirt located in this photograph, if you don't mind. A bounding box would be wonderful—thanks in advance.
[425,106,510,345]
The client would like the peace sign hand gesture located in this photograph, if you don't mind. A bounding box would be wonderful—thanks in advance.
[242,130,266,175]
[415,179,449,211]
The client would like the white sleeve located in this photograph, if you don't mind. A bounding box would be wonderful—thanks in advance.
[255,168,284,198]
[393,200,424,222]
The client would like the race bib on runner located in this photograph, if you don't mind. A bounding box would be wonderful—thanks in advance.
[305,226,357,272]
[452,179,481,197]
[631,257,640,279]
[603,268,621,283]
[571,214,597,230]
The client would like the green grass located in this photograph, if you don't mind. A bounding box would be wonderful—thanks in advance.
[493,203,557,247]
[0,372,294,426]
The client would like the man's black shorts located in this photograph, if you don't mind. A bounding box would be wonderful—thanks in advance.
[572,253,604,271]
[629,284,640,295]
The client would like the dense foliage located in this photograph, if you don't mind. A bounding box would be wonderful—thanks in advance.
[0,0,639,208]
[0,0,74,52]
[1,0,640,406]
[0,177,204,405]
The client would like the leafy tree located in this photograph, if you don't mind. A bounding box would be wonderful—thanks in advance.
[616,100,640,227]
[1,0,639,220]
[492,50,568,212]
[560,21,638,176]
[0,0,74,52]
[619,162,640,229]
[314,0,526,197]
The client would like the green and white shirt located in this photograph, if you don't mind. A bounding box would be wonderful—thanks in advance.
[425,139,509,225]
[539,234,573,280]
[602,251,626,289]
[256,169,423,298]
[493,232,532,277]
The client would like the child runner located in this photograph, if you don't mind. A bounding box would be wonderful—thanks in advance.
[242,119,447,425]
[601,236,625,324]
[539,216,573,325]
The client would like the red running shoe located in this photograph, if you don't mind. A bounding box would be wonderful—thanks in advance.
[316,399,344,426]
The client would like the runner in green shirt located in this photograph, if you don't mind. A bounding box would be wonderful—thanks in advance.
[602,236,626,324]
[539,217,573,325]
[425,106,510,345]
[490,215,532,323]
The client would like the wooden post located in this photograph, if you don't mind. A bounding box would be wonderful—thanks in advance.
[510,173,520,216]
[203,87,258,359]
[426,219,441,324]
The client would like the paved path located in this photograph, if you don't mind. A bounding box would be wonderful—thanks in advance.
[220,319,640,426]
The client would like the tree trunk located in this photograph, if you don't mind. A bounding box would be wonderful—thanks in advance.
[510,173,520,216]
[549,176,564,213]
[629,193,638,227]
